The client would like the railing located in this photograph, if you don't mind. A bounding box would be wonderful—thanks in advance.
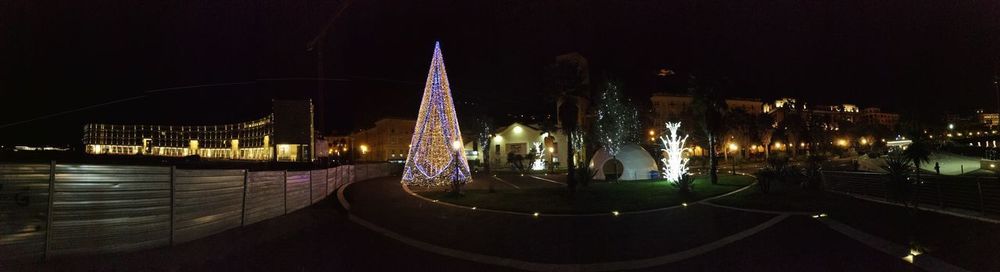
[0,162,399,263]
[823,171,1000,216]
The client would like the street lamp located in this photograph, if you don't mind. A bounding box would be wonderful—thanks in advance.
[451,140,463,195]
[548,146,556,173]
[728,143,738,174]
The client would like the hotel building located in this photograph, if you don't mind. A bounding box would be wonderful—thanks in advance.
[82,100,315,162]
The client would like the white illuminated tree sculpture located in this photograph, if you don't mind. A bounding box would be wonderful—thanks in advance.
[402,42,471,187]
[660,122,689,183]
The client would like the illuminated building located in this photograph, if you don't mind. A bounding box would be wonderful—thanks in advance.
[979,111,1000,127]
[650,93,763,128]
[764,98,899,130]
[349,118,417,162]
[83,100,315,162]
[469,122,570,169]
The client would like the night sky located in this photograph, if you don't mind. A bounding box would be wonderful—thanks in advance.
[2,0,999,145]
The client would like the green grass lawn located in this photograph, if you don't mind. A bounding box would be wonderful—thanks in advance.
[419,174,754,214]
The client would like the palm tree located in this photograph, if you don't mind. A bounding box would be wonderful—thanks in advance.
[885,152,914,206]
[903,136,932,184]
[727,108,754,159]
[781,111,806,158]
[755,114,775,159]
[690,78,728,184]
[559,96,582,191]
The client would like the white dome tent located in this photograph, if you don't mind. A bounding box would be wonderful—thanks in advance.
[589,144,659,181]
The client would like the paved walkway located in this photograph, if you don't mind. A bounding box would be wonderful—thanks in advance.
[10,192,510,272]
[14,175,967,271]
[343,176,921,271]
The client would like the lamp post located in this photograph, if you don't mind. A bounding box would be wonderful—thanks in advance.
[548,146,555,174]
[728,143,738,175]
[452,140,463,195]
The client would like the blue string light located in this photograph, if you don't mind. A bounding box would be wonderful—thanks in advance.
[402,42,471,186]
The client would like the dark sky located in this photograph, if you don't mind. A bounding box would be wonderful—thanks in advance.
[2,0,999,145]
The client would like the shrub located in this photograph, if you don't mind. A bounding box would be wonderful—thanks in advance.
[672,174,695,195]
[803,155,827,190]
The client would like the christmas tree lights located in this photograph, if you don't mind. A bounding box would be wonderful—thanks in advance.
[594,82,640,157]
[660,122,689,183]
[402,42,471,186]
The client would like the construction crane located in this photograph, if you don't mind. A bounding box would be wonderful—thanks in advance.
[306,0,354,135]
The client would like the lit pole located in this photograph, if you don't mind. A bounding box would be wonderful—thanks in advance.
[994,74,999,159]
[452,140,463,195]
[548,146,556,174]
[306,0,354,135]
[728,143,738,175]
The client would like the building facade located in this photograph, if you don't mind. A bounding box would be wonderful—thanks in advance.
[466,122,570,170]
[650,93,764,127]
[83,100,315,162]
[350,118,417,162]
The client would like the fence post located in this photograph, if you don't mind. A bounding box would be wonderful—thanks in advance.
[169,166,176,246]
[43,160,55,261]
[977,179,986,215]
[308,170,313,204]
[241,170,248,226]
[283,170,288,214]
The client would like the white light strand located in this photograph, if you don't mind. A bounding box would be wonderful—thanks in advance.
[401,42,471,186]
[660,122,689,183]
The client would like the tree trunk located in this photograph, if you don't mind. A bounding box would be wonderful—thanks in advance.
[486,140,494,193]
[709,134,719,184]
[567,133,577,192]
[763,141,770,159]
[913,161,921,208]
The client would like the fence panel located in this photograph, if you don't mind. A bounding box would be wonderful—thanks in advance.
[310,169,326,204]
[912,181,940,206]
[981,182,1000,214]
[355,165,367,182]
[824,171,888,199]
[326,167,336,196]
[172,169,245,244]
[937,179,982,211]
[48,164,171,256]
[0,164,51,261]
[285,171,311,213]
[244,171,284,225]
[347,165,356,185]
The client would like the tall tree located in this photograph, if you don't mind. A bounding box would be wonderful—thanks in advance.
[690,78,729,184]
[903,135,932,185]
[559,97,581,191]
[472,116,496,191]
[780,110,806,158]
[726,108,754,159]
[754,114,776,159]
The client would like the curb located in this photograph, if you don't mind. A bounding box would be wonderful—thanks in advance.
[338,177,790,271]
[401,175,758,217]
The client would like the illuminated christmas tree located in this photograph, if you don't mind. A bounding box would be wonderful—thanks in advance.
[402,42,471,187]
